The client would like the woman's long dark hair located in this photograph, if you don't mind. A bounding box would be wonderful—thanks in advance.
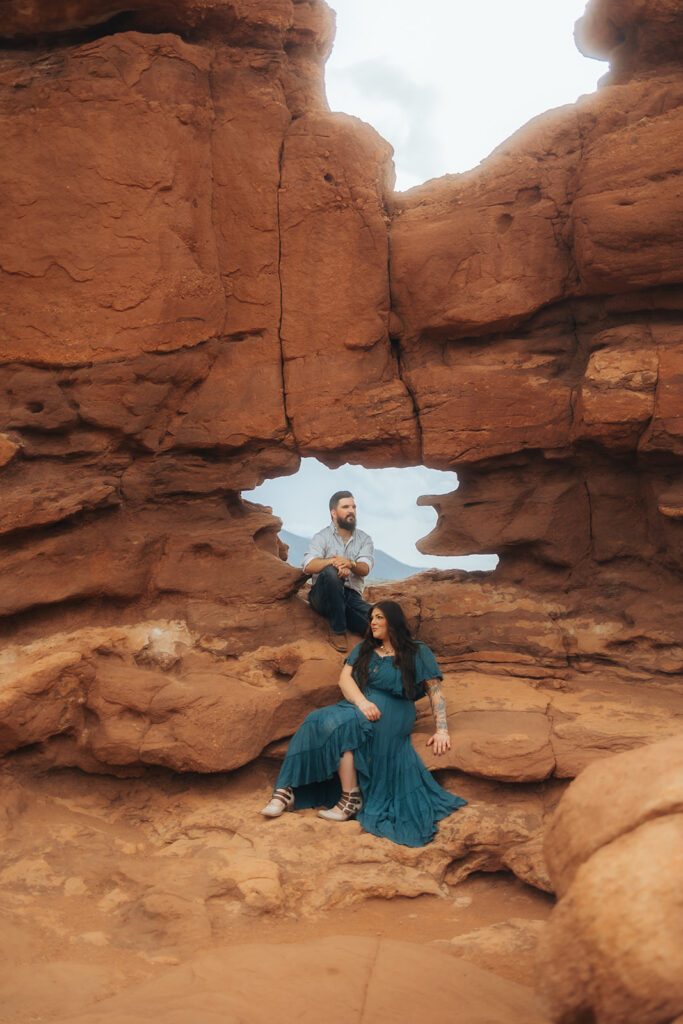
[353,600,418,699]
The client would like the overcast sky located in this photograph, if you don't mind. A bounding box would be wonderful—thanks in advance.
[246,1,605,569]
[325,0,603,190]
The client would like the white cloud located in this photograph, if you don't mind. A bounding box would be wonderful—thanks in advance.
[325,0,604,189]
[327,59,444,188]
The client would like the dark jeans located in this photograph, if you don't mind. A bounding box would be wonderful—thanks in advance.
[309,565,371,636]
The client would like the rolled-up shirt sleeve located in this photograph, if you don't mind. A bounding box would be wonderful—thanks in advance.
[302,530,326,573]
[355,533,374,574]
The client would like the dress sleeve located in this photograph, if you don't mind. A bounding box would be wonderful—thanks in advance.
[412,643,443,700]
[344,643,362,667]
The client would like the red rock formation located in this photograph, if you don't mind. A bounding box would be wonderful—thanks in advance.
[575,0,683,82]
[1,1,682,1018]
[1,0,680,678]
[538,735,683,1024]
[0,0,682,963]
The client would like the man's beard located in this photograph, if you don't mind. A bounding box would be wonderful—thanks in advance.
[338,515,356,532]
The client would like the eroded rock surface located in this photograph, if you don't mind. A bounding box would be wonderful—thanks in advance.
[0,0,680,692]
[2,602,679,781]
[575,0,683,80]
[537,735,683,1024]
[0,761,558,947]
[0,622,343,772]
[1,0,682,1019]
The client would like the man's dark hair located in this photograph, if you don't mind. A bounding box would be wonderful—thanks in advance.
[329,490,353,512]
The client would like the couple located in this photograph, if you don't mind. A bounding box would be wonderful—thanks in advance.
[260,491,467,848]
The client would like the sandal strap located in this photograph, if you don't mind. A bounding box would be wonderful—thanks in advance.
[336,789,362,813]
[271,786,293,806]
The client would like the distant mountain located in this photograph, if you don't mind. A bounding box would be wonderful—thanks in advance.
[280,530,425,582]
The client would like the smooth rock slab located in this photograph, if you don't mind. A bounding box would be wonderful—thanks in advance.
[437,917,547,985]
[46,937,549,1024]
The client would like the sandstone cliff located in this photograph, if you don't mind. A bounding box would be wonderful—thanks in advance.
[1,0,682,1019]
[1,0,681,772]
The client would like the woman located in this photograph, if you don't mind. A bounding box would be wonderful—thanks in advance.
[260,600,466,847]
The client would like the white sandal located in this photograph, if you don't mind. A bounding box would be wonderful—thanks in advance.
[260,786,294,817]
[318,788,363,822]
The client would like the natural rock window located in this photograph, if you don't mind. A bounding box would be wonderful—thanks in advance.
[244,457,499,580]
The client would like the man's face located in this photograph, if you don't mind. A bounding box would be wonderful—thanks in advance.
[332,497,357,532]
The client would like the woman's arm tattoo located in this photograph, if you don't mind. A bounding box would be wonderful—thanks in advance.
[425,679,448,732]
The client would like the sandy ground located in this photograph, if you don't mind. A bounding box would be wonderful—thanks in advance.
[1,762,555,1023]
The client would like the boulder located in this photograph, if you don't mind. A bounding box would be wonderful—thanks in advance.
[537,736,683,1023]
[543,733,683,896]
[538,815,683,1024]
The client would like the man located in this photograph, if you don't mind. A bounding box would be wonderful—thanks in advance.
[303,491,375,651]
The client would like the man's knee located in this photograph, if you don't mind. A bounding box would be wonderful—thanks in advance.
[309,564,344,613]
[345,591,370,615]
[318,564,344,588]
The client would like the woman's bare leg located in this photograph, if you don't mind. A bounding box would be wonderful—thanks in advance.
[338,750,358,791]
[318,751,362,820]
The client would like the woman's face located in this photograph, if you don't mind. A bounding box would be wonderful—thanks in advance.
[370,608,389,642]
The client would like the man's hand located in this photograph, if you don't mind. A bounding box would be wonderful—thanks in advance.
[331,555,353,578]
[356,699,381,722]
[426,731,451,755]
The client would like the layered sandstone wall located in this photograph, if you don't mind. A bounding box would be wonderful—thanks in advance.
[0,0,681,777]
[1,6,682,1019]
[1,2,328,653]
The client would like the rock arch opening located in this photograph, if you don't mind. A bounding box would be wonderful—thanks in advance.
[244,457,499,582]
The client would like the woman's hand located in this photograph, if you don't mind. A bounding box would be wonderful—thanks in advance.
[427,731,451,755]
[357,699,381,722]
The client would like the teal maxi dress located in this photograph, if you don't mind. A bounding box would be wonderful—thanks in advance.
[274,642,467,847]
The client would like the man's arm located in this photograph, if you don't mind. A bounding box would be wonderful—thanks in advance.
[306,555,365,578]
[303,530,336,576]
[303,531,373,578]
[350,533,374,578]
[304,556,337,575]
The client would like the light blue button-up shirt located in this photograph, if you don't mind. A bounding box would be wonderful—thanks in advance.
[303,524,375,595]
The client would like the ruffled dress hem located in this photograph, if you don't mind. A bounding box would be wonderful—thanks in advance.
[272,644,467,847]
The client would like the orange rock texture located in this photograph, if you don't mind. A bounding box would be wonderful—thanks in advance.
[1,0,682,1017]
[1,0,681,738]
[538,735,683,1024]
